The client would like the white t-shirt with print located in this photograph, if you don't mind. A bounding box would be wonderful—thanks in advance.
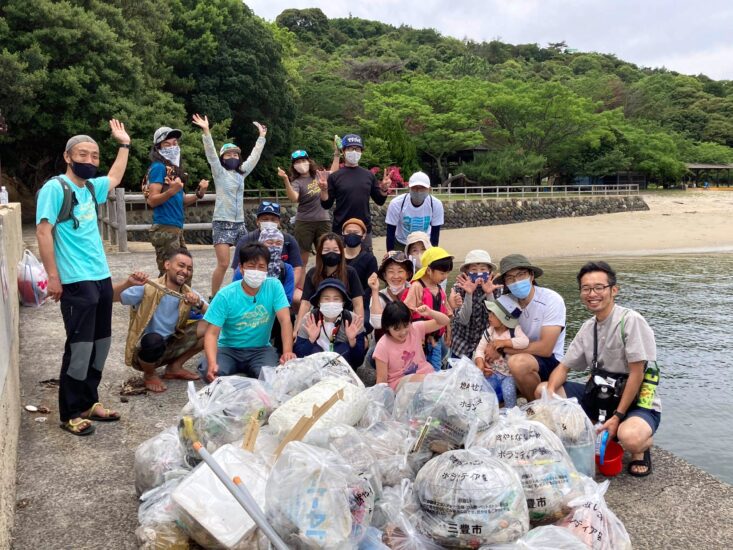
[386,194,445,245]
[518,286,566,360]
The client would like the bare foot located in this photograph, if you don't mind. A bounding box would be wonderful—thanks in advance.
[144,374,167,393]
[163,366,200,380]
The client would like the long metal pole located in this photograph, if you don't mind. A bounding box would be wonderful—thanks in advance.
[193,442,289,550]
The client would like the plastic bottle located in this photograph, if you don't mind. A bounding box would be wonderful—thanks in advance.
[0,186,8,205]
[594,411,609,461]
[636,362,660,409]
[334,135,342,151]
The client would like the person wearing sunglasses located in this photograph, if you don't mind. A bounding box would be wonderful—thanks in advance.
[231,200,304,303]
[191,114,267,298]
[278,148,339,291]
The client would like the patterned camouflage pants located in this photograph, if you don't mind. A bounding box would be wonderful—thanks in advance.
[149,225,190,282]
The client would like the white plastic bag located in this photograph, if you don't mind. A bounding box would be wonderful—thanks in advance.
[260,352,363,403]
[172,444,269,549]
[17,249,48,306]
[522,390,596,477]
[178,376,276,465]
[487,525,588,549]
[405,356,499,451]
[135,474,190,549]
[267,377,368,438]
[473,408,583,526]
[266,441,375,549]
[415,448,529,548]
[134,427,189,496]
[557,480,632,550]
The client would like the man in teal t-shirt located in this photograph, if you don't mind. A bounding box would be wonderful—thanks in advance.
[35,119,131,436]
[200,242,296,381]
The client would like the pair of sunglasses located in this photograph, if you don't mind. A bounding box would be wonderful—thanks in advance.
[261,201,280,208]
[291,150,308,160]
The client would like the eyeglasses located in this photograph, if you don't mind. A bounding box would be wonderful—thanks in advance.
[580,284,612,295]
[503,270,531,284]
[291,150,308,160]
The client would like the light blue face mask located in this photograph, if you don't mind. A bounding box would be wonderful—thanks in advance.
[507,278,532,299]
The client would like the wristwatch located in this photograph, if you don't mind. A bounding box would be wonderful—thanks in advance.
[613,410,626,421]
[119,143,131,149]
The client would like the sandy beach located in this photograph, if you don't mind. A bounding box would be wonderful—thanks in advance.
[388,190,733,262]
[120,190,733,263]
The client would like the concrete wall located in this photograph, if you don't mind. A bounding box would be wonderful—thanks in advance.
[0,204,22,550]
[125,195,649,244]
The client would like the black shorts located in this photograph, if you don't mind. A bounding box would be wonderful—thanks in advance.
[535,354,560,381]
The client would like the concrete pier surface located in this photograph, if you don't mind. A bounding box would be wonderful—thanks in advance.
[11,244,733,549]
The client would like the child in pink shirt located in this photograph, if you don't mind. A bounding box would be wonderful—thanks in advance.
[474,294,529,407]
[373,301,450,390]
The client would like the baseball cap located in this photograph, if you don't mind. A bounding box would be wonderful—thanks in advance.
[219,143,241,156]
[256,201,281,218]
[153,126,182,146]
[341,134,364,150]
[408,172,431,188]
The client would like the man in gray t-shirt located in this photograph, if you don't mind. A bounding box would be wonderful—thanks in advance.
[539,261,661,477]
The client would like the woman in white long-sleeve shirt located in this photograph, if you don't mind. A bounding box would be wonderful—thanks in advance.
[192,114,267,297]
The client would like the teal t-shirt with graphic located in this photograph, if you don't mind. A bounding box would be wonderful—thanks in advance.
[204,278,289,348]
[35,175,111,284]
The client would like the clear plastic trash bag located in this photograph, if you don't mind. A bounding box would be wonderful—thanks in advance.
[266,441,375,549]
[522,390,596,478]
[556,479,632,550]
[471,408,584,526]
[414,448,529,548]
[358,383,395,428]
[134,427,190,496]
[135,473,190,550]
[486,525,588,549]
[178,377,277,465]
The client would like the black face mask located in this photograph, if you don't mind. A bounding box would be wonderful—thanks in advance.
[222,158,240,171]
[70,162,98,180]
[323,252,341,267]
[343,234,362,248]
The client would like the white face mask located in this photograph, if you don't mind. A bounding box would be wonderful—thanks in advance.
[159,145,181,166]
[344,150,362,166]
[388,284,405,295]
[243,269,267,289]
[294,161,310,175]
[319,302,344,319]
[259,221,278,232]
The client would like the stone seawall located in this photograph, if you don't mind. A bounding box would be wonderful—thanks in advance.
[126,195,649,244]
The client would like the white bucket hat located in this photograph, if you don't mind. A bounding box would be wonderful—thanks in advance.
[460,249,497,272]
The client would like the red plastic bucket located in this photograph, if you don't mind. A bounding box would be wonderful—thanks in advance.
[595,440,624,477]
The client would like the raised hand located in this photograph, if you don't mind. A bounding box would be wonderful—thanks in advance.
[277,167,288,180]
[316,170,329,192]
[128,271,149,286]
[166,176,185,192]
[192,113,210,134]
[481,273,501,296]
[345,314,364,341]
[380,167,392,192]
[253,121,267,137]
[414,304,432,317]
[367,272,380,292]
[304,313,322,343]
[198,179,209,191]
[109,119,130,145]
[448,287,463,310]
[455,272,477,295]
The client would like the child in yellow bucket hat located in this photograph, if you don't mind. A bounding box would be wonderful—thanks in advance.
[403,246,454,370]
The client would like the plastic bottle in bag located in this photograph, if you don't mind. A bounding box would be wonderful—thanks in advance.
[0,186,8,205]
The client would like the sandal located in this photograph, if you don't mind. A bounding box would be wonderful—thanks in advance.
[627,449,652,477]
[60,418,95,436]
[82,402,121,422]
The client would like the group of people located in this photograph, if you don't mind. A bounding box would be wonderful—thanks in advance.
[35,118,659,478]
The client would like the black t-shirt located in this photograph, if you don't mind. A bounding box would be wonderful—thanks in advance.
[321,166,387,233]
[346,250,378,299]
[302,265,364,303]
[231,229,303,269]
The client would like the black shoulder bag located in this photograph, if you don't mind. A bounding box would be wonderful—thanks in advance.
[581,320,629,422]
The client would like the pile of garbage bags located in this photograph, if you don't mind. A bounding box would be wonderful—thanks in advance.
[133,353,632,549]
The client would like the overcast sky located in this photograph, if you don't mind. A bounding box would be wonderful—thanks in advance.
[247,0,733,80]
